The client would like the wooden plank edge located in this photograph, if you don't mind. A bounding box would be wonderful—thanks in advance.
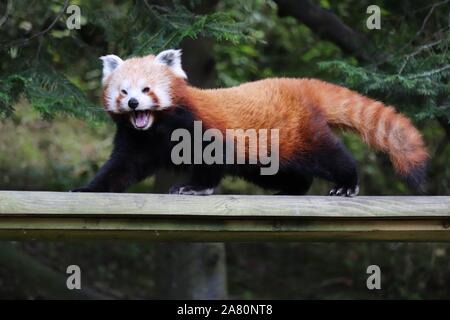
[0,217,449,242]
[1,191,450,218]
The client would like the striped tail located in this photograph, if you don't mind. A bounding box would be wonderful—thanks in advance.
[312,80,429,192]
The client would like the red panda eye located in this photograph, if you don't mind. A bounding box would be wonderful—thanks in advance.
[142,87,150,93]
[121,89,128,95]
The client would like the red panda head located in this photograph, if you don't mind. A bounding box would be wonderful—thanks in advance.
[100,49,187,130]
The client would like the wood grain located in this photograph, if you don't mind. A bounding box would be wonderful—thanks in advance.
[0,191,449,218]
[0,191,449,241]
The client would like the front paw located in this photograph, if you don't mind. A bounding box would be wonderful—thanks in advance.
[169,184,214,196]
[328,185,359,197]
[70,187,94,192]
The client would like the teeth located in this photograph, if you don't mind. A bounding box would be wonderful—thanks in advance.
[130,110,153,129]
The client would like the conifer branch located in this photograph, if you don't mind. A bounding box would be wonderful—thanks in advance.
[1,0,69,49]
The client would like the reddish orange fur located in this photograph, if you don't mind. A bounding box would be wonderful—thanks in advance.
[172,78,428,176]
[148,91,160,106]
[101,50,427,181]
[115,94,123,109]
[102,85,110,110]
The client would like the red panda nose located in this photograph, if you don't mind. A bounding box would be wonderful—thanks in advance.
[128,98,139,109]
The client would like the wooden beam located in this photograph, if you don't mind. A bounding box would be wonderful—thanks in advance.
[0,191,449,241]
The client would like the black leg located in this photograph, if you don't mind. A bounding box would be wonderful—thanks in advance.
[169,164,224,195]
[309,140,359,197]
[275,174,314,195]
[72,155,155,193]
[240,165,314,195]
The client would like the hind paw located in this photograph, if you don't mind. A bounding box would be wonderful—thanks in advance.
[169,184,215,196]
[329,185,359,197]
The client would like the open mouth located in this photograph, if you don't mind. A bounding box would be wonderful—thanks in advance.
[130,110,154,130]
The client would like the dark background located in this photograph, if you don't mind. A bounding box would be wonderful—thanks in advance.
[0,0,449,299]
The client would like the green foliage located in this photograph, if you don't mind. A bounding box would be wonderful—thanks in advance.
[1,0,450,300]
[0,0,247,122]
[214,0,346,86]
[319,32,450,121]
[25,67,105,122]
[0,67,105,122]
[317,0,450,123]
[91,1,247,57]
[0,75,26,118]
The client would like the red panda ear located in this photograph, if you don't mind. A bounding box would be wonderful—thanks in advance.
[100,55,123,84]
[155,49,187,79]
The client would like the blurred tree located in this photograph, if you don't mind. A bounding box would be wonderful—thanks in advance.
[0,0,249,300]
[154,243,227,299]
[0,0,450,300]
[0,0,246,121]
[0,242,108,299]
[275,0,371,61]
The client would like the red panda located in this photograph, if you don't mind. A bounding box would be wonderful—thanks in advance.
[73,49,428,196]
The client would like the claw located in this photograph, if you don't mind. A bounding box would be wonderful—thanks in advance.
[329,185,360,197]
[169,185,182,194]
[350,185,360,197]
[169,185,214,196]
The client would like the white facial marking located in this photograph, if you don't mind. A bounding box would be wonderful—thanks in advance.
[103,90,115,112]
[153,83,172,109]
[101,49,187,129]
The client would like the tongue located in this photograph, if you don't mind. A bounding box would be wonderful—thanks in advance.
[135,112,149,128]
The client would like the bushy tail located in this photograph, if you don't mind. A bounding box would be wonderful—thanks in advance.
[310,80,429,191]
